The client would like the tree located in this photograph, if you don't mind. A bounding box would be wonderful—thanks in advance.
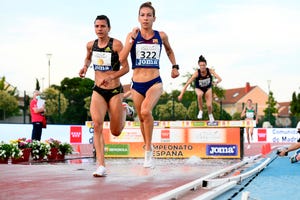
[0,76,20,120]
[59,77,94,124]
[232,112,242,120]
[263,91,278,127]
[0,91,19,120]
[187,101,198,120]
[290,92,300,127]
[0,76,18,96]
[35,78,40,91]
[155,100,187,120]
[43,87,68,124]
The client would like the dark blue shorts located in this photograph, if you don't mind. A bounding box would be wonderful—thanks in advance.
[132,76,162,97]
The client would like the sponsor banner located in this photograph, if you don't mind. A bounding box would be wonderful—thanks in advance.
[70,126,82,143]
[153,143,195,158]
[160,129,170,143]
[104,144,130,156]
[269,128,299,143]
[257,128,267,142]
[152,129,185,143]
[191,121,207,127]
[0,122,243,158]
[206,144,238,156]
[103,143,240,158]
[249,128,299,143]
[103,127,241,158]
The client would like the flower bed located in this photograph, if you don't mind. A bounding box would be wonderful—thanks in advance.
[0,142,11,164]
[0,138,74,163]
[30,140,51,160]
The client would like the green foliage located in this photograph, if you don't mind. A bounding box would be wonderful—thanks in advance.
[10,143,23,159]
[43,87,68,123]
[0,90,19,120]
[35,78,40,91]
[45,138,61,148]
[58,142,73,155]
[30,140,51,160]
[0,76,20,120]
[0,142,12,159]
[59,77,94,124]
[155,100,188,120]
[263,91,278,127]
[290,92,300,127]
[0,76,18,96]
[232,112,242,120]
[187,101,198,120]
[290,92,300,118]
[180,90,197,109]
[84,96,91,117]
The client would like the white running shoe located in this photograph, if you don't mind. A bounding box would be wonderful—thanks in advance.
[143,150,154,168]
[122,102,134,118]
[197,110,203,119]
[93,165,107,177]
[209,114,215,122]
[247,145,251,149]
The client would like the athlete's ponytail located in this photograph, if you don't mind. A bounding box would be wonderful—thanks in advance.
[198,55,207,64]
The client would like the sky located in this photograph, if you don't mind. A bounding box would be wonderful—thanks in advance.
[0,0,299,102]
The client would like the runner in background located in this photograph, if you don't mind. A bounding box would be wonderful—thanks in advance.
[241,99,257,149]
[178,55,222,122]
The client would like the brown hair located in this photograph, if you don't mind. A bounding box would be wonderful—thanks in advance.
[139,2,155,17]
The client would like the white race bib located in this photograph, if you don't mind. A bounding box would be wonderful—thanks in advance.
[135,43,160,67]
[92,51,112,71]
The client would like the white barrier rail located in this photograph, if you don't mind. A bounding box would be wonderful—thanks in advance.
[149,155,261,200]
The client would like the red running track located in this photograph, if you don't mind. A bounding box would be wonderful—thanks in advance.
[0,143,284,200]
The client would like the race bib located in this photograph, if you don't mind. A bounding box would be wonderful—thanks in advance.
[198,77,211,87]
[135,43,160,67]
[246,112,254,119]
[92,51,112,71]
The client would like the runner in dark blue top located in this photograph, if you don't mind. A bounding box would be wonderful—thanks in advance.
[178,55,222,122]
[120,2,179,168]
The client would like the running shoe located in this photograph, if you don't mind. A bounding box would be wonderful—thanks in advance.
[290,155,298,163]
[209,114,215,123]
[143,150,154,168]
[290,150,300,163]
[93,165,107,177]
[197,110,203,119]
[122,102,134,118]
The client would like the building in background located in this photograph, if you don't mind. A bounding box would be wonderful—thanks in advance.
[218,82,291,127]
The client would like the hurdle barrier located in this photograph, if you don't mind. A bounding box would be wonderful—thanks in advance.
[86,120,252,159]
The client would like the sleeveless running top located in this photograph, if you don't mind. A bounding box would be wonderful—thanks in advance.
[130,30,162,69]
[245,107,255,119]
[195,68,212,89]
[91,38,120,71]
